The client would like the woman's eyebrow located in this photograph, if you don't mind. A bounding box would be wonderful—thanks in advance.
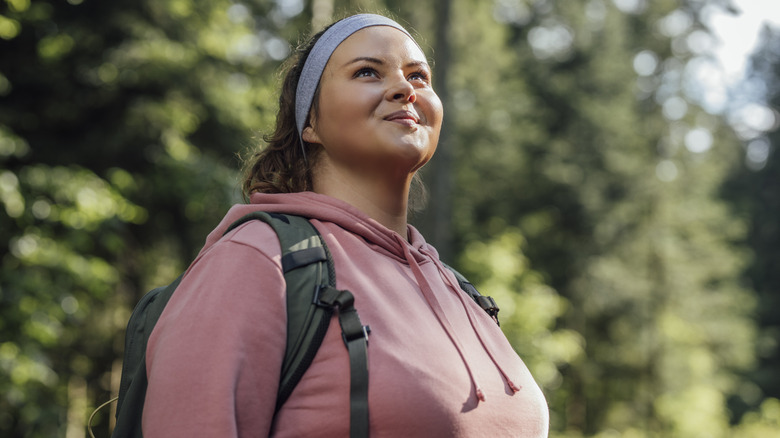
[344,56,384,67]
[406,60,431,71]
[343,57,431,70]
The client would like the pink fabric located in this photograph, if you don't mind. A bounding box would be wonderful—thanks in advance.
[143,192,549,437]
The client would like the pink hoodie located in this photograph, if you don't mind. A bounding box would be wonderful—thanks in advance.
[143,192,549,437]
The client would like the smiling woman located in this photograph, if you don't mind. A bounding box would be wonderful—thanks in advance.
[140,13,549,438]
[301,24,442,234]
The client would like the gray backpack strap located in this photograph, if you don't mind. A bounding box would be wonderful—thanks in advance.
[226,212,370,437]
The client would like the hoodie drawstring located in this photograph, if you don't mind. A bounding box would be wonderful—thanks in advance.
[432,254,522,394]
[415,243,523,398]
[394,234,487,402]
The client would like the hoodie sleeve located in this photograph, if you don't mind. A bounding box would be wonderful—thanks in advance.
[143,223,287,437]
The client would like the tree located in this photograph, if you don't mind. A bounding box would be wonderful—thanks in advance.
[722,24,780,423]
[0,0,770,436]
[0,0,289,435]
[439,0,758,435]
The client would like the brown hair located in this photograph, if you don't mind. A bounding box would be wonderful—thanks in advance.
[241,25,331,198]
[242,20,428,211]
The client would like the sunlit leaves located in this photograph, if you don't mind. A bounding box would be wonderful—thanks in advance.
[0,0,26,39]
[460,229,584,392]
[3,343,57,388]
[0,170,24,217]
[655,384,730,436]
[732,398,780,437]
[16,165,148,229]
[37,33,75,61]
[0,14,20,39]
[6,0,29,13]
[112,28,200,72]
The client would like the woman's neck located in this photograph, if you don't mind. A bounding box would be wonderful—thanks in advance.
[312,164,411,237]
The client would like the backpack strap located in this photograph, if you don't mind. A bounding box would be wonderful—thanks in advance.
[313,286,370,438]
[225,212,370,438]
[443,262,501,326]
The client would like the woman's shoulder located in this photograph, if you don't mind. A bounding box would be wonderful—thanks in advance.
[193,218,284,272]
[222,218,283,252]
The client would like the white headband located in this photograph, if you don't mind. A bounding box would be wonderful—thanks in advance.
[294,14,414,158]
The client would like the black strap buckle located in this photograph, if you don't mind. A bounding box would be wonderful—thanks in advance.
[312,284,339,307]
[343,324,371,346]
[476,296,500,326]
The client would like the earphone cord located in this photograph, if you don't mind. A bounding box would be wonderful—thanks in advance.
[87,396,119,438]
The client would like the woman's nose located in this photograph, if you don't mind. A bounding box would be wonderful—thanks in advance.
[387,78,416,103]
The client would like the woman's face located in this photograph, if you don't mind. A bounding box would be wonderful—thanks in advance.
[303,26,443,179]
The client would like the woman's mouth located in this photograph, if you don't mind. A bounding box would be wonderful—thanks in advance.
[384,110,420,126]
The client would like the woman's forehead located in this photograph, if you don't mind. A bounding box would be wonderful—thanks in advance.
[328,26,427,65]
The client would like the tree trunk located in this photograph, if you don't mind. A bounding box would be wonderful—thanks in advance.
[418,0,454,261]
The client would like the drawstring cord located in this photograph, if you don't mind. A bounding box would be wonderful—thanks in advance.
[440,266,522,394]
[422,247,522,396]
[394,234,486,402]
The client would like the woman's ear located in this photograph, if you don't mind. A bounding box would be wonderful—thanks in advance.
[302,125,321,145]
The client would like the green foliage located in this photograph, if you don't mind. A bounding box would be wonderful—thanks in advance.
[0,164,138,436]
[732,398,780,438]
[460,228,585,428]
[722,24,780,424]
[0,0,777,436]
[441,0,767,436]
[0,0,286,435]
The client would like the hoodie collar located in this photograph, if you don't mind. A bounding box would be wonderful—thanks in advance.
[200,192,431,265]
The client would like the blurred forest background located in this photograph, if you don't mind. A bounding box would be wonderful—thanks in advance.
[1,0,779,436]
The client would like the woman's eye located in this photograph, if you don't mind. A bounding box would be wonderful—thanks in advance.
[355,68,378,78]
[408,71,430,84]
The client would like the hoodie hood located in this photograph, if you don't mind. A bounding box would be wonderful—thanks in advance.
[199,191,432,265]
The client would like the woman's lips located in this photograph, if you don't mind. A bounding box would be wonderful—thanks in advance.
[384,110,420,127]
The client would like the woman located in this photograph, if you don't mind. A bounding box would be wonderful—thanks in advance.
[143,13,549,437]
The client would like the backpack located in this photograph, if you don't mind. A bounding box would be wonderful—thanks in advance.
[90,212,499,438]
